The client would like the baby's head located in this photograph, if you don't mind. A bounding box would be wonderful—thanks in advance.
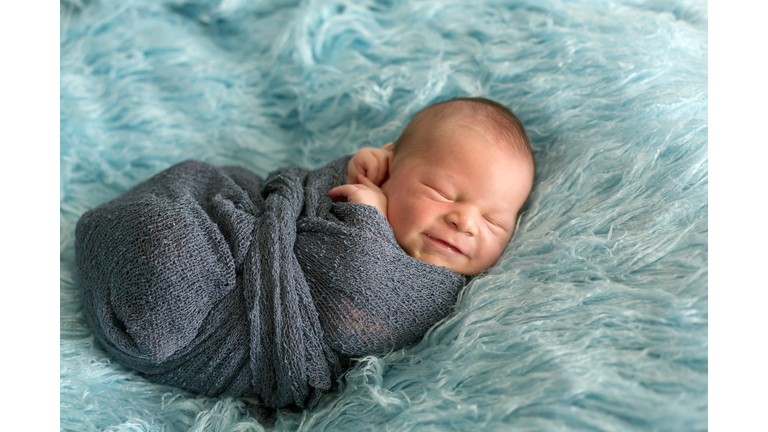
[381,97,535,275]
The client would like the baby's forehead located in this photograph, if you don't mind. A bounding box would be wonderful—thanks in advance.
[426,105,516,144]
[427,114,532,166]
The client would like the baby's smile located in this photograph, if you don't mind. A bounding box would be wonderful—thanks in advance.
[424,233,464,255]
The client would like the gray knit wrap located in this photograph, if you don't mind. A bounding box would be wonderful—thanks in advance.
[75,156,466,409]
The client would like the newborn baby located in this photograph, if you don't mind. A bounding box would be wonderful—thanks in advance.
[330,97,534,275]
[75,96,534,410]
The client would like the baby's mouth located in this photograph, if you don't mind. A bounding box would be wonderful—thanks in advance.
[425,234,463,255]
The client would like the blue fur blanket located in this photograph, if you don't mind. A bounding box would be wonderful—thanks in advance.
[60,0,707,430]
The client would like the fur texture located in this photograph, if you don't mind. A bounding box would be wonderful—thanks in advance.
[60,0,707,430]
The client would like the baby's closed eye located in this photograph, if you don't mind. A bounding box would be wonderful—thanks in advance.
[481,212,515,234]
[483,215,506,229]
[423,183,454,201]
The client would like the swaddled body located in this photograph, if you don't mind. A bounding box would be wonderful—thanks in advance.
[77,97,537,411]
[76,155,466,409]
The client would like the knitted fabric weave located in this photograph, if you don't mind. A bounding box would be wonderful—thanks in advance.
[75,156,466,409]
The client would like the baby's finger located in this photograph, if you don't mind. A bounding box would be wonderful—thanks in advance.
[356,174,379,190]
[329,184,354,201]
[360,151,386,185]
[371,153,389,185]
[349,150,373,184]
[354,154,374,184]
[362,157,382,183]
[348,160,365,184]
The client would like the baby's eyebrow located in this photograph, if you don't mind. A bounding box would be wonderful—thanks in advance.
[425,169,457,184]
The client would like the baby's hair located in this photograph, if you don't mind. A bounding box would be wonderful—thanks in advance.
[393,97,534,172]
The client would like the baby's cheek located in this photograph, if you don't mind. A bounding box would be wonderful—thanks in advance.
[486,241,507,266]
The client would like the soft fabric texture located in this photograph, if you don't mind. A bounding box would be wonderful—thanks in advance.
[60,0,707,430]
[75,156,464,409]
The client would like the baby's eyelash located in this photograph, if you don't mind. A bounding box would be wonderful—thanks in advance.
[484,216,506,230]
[424,183,452,200]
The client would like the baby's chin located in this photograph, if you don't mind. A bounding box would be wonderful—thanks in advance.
[410,251,479,276]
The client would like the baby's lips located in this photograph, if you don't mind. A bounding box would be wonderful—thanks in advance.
[426,233,465,255]
[440,236,473,257]
[445,239,468,256]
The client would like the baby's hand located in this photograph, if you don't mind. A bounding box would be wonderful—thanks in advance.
[347,144,394,186]
[329,175,388,218]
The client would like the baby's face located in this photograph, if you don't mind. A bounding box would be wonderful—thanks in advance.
[381,116,533,275]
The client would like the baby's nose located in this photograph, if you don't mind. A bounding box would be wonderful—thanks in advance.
[445,209,477,235]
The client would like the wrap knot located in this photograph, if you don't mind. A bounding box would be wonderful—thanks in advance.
[242,166,338,409]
